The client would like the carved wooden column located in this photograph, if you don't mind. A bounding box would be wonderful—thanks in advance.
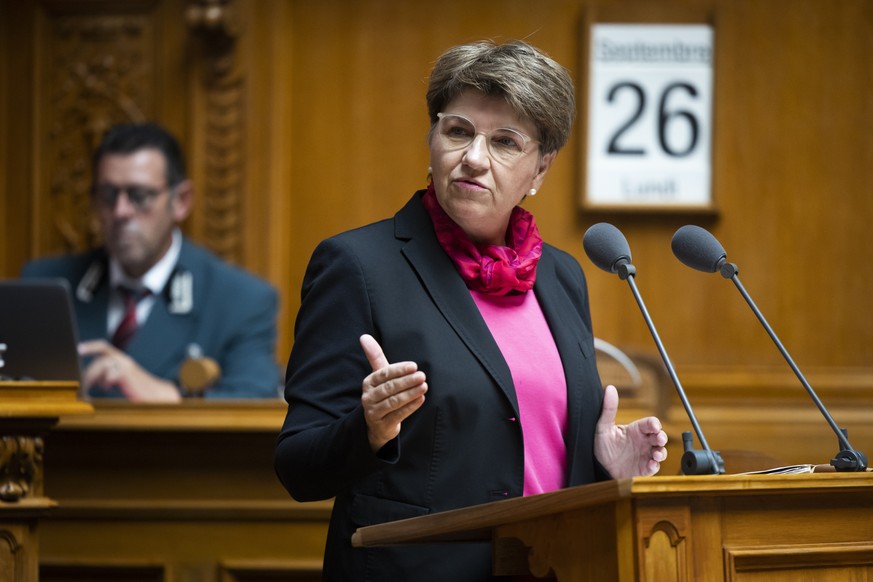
[0,381,92,581]
[186,0,247,265]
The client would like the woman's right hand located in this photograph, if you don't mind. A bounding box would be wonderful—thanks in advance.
[359,334,428,452]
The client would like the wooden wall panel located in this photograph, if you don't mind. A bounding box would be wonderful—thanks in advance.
[240,1,296,359]
[278,0,873,393]
[1,0,37,278]
[0,0,7,277]
[673,0,873,369]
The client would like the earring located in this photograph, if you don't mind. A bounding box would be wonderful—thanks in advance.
[529,188,537,197]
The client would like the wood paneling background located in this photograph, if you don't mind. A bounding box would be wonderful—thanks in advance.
[1,0,871,432]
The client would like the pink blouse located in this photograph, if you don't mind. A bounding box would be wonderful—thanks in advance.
[470,290,568,496]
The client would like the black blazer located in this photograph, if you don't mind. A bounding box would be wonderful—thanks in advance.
[275,191,608,581]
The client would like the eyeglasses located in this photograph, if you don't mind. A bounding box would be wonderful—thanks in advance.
[92,184,170,212]
[435,113,540,166]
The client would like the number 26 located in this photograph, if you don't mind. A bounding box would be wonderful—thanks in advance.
[606,81,700,158]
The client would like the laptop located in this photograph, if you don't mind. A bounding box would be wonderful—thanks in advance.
[0,278,82,381]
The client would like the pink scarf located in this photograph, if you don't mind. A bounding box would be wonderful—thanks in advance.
[421,185,543,295]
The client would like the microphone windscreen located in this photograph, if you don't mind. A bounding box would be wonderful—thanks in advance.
[671,225,727,273]
[583,223,632,273]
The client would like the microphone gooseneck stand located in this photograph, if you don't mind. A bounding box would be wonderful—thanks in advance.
[715,260,867,472]
[614,260,725,475]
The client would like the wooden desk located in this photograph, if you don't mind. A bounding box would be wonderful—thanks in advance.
[39,401,330,582]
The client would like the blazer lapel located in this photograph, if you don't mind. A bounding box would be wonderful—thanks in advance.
[394,193,519,413]
[533,249,602,475]
[73,256,112,341]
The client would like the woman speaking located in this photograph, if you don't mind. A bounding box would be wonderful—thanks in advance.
[275,39,667,581]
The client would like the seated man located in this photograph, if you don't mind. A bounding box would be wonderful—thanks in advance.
[22,122,280,401]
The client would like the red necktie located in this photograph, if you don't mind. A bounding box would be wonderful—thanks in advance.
[111,287,148,349]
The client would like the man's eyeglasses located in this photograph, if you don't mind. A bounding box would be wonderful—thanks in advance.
[92,184,170,212]
[435,113,540,166]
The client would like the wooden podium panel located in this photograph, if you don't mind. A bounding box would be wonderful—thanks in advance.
[353,473,873,581]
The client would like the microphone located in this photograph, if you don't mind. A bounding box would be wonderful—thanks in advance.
[583,223,725,475]
[671,225,867,472]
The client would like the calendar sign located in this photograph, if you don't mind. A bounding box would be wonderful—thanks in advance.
[585,24,714,209]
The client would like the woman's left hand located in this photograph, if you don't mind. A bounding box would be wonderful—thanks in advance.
[594,384,668,479]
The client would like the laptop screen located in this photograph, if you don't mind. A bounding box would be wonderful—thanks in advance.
[0,279,82,381]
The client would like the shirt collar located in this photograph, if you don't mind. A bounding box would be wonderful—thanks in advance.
[109,229,183,294]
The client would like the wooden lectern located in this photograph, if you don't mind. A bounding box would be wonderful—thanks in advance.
[353,472,873,581]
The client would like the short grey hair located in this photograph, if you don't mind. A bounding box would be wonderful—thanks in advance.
[426,40,576,155]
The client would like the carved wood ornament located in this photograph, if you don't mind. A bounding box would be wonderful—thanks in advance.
[186,0,246,264]
[0,435,44,502]
[46,12,152,254]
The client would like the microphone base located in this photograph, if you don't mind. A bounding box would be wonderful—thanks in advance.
[681,449,726,475]
[830,449,868,472]
[681,432,725,475]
